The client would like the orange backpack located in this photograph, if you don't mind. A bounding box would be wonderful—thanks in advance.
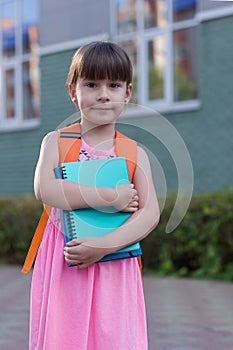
[22,123,142,274]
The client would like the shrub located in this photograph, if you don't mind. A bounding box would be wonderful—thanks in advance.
[141,188,233,280]
[0,195,42,264]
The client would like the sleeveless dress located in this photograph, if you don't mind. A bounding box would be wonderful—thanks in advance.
[29,139,148,350]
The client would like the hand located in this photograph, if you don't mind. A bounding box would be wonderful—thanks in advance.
[64,237,112,268]
[113,184,139,213]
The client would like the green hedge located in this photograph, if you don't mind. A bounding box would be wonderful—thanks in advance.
[0,195,42,264]
[141,188,233,281]
[0,189,233,280]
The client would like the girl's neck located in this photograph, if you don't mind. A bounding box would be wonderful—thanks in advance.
[80,120,116,150]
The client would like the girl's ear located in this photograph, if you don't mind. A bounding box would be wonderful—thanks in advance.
[124,83,133,104]
[68,84,78,105]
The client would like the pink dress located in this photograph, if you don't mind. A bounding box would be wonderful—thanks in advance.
[29,139,148,350]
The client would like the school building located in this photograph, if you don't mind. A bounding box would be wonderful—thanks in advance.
[0,0,233,196]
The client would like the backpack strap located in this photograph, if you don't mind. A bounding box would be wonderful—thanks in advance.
[115,130,137,183]
[22,123,140,274]
[58,123,82,165]
[21,205,51,274]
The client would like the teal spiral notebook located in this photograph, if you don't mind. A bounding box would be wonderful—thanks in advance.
[54,157,142,263]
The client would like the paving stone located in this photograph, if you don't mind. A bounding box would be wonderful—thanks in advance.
[1,267,233,350]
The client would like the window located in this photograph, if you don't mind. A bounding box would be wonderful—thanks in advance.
[113,0,199,111]
[118,39,138,103]
[0,0,40,130]
[173,27,198,101]
[148,35,165,100]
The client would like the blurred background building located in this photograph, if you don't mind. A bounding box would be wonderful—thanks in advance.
[0,0,232,195]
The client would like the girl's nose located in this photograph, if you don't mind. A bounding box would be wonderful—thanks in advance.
[97,86,110,102]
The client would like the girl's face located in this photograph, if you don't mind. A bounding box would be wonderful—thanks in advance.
[70,78,132,126]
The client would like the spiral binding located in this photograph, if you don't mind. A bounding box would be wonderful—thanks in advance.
[62,166,77,241]
[64,211,76,241]
[62,166,68,179]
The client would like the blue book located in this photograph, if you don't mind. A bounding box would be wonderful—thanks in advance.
[54,157,142,263]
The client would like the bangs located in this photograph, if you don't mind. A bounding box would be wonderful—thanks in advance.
[70,42,132,85]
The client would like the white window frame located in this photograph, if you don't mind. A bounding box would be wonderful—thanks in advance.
[111,0,201,115]
[0,0,40,131]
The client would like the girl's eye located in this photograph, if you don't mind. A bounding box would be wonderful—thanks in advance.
[110,83,121,88]
[86,82,96,88]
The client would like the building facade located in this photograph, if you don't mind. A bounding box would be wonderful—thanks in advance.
[0,0,233,195]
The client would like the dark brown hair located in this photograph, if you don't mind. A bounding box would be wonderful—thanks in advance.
[66,41,133,88]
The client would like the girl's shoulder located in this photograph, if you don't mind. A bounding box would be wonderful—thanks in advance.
[38,131,59,166]
[136,145,150,162]
[135,145,153,178]
[41,130,58,146]
[39,131,59,154]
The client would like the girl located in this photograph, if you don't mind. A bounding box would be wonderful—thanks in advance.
[31,41,159,349]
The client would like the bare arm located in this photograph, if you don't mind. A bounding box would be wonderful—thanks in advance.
[34,131,137,211]
[64,146,160,267]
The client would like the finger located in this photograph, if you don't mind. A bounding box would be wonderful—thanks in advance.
[64,255,78,265]
[121,206,138,213]
[66,239,84,246]
[64,249,75,260]
[64,246,82,259]
[130,201,139,207]
[128,198,139,205]
[128,207,138,212]
[64,250,84,264]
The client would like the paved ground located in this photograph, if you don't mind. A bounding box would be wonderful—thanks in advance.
[144,275,233,350]
[0,266,233,350]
